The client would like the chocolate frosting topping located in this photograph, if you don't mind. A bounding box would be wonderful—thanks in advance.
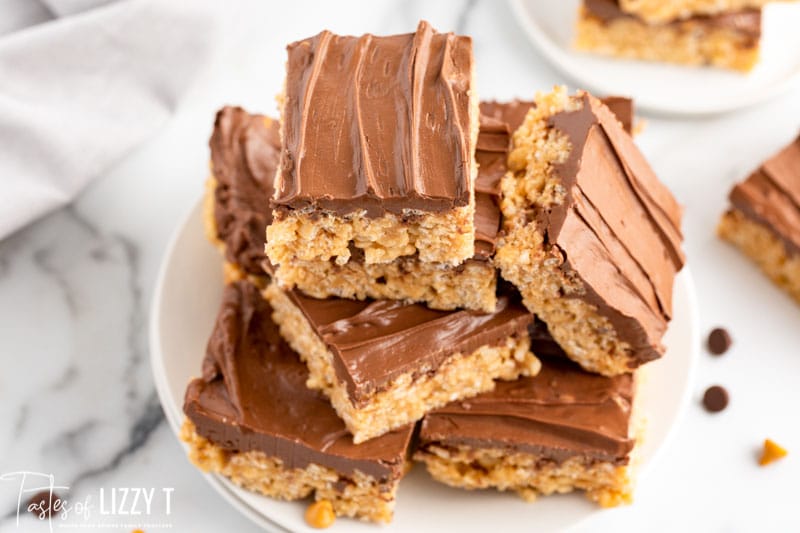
[481,97,633,136]
[274,21,475,217]
[284,288,533,406]
[419,320,635,463]
[474,113,509,259]
[210,107,280,275]
[600,96,634,134]
[481,100,536,133]
[730,134,800,254]
[545,94,685,365]
[584,0,762,39]
[184,281,413,480]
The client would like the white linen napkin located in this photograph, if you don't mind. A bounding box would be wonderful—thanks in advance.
[0,0,214,239]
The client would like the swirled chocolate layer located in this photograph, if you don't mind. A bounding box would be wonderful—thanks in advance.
[184,281,413,481]
[544,93,685,366]
[474,114,508,260]
[273,21,475,217]
[283,288,533,407]
[210,107,280,275]
[481,97,633,137]
[729,134,800,254]
[584,0,761,41]
[419,320,635,464]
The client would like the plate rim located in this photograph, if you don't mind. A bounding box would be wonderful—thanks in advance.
[507,0,800,116]
[149,197,700,532]
[149,200,289,533]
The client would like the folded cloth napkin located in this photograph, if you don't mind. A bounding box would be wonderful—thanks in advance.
[0,0,214,239]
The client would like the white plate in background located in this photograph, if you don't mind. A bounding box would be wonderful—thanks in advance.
[509,0,800,115]
[150,199,700,532]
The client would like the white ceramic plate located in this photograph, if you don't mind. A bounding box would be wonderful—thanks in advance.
[509,0,800,116]
[150,199,699,532]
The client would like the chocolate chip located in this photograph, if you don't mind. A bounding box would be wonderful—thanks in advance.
[703,385,729,413]
[707,328,731,355]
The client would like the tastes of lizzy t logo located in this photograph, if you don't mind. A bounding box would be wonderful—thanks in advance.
[1,471,174,531]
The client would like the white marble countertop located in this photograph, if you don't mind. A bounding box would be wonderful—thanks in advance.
[1,1,799,531]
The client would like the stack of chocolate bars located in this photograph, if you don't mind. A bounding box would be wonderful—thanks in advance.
[180,21,685,525]
[575,0,782,71]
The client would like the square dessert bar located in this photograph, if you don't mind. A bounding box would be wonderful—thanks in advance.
[271,97,633,313]
[495,87,685,376]
[719,134,800,303]
[270,109,510,313]
[415,320,639,507]
[204,106,280,286]
[264,283,540,443]
[267,21,479,268]
[617,0,781,23]
[575,0,762,72]
[182,281,413,523]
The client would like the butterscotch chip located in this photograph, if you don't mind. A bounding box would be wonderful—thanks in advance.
[305,500,336,529]
[759,439,788,466]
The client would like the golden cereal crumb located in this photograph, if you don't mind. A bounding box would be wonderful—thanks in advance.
[305,500,336,529]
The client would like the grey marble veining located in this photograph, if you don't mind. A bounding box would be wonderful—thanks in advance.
[456,0,478,33]
[0,204,162,519]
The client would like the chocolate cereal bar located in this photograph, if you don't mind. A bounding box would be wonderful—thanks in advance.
[415,320,639,507]
[204,106,279,286]
[182,281,413,523]
[575,0,762,72]
[495,87,685,376]
[269,110,506,312]
[719,134,800,303]
[264,283,540,443]
[266,21,479,268]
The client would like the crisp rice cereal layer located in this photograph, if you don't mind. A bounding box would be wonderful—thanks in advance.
[414,444,633,507]
[266,204,476,267]
[264,283,541,444]
[574,8,760,72]
[718,209,800,303]
[181,421,399,523]
[273,258,497,312]
[496,87,637,377]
